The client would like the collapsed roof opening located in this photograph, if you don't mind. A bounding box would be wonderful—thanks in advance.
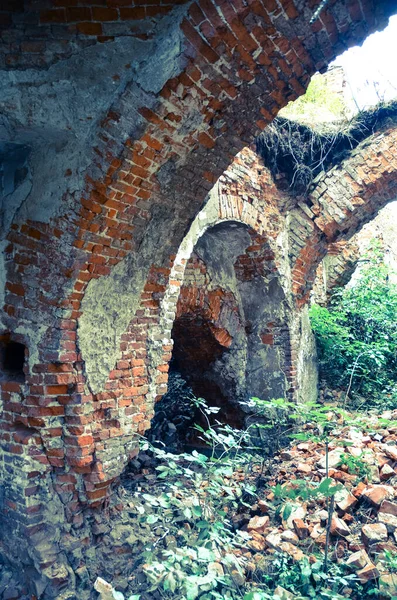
[256,98,397,195]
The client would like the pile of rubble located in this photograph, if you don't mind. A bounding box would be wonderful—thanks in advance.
[145,371,198,452]
[93,409,397,600]
[238,410,397,597]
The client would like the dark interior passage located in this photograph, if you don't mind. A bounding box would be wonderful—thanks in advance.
[149,221,292,450]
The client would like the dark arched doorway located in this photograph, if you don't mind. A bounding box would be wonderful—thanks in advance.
[148,221,292,449]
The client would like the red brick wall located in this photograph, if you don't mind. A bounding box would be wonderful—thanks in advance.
[1,1,396,594]
[1,0,191,68]
[290,125,397,304]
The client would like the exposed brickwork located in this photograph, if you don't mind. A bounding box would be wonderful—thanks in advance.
[312,239,359,304]
[2,126,397,596]
[312,199,397,305]
[173,254,243,425]
[1,0,190,69]
[290,125,397,304]
[1,2,396,597]
[171,226,293,418]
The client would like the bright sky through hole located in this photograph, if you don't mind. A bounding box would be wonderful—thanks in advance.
[333,14,397,110]
[333,13,397,269]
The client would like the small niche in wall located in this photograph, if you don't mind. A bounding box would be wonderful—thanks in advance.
[0,335,26,383]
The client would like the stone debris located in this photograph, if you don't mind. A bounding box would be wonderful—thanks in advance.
[230,569,245,586]
[280,529,300,545]
[356,562,380,583]
[383,446,397,461]
[247,515,270,533]
[334,487,357,512]
[379,573,397,596]
[94,577,125,600]
[330,515,351,537]
[292,518,310,539]
[346,549,371,570]
[92,409,397,598]
[380,500,397,516]
[381,463,396,480]
[361,484,394,507]
[274,586,294,599]
[265,532,283,551]
[258,499,271,513]
[362,523,388,545]
[317,447,345,470]
[282,503,307,529]
[296,462,312,474]
[236,411,397,595]
[378,511,397,532]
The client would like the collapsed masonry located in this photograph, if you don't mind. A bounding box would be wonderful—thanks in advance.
[1,1,397,598]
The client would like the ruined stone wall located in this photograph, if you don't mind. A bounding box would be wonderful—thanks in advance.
[173,225,290,417]
[2,116,397,599]
[289,123,397,305]
[1,0,191,69]
[1,2,397,598]
[312,200,397,304]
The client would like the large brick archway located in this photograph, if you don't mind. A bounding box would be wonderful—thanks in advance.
[1,3,397,597]
[289,124,397,304]
[148,180,293,428]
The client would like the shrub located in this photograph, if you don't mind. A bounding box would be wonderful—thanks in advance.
[309,242,397,408]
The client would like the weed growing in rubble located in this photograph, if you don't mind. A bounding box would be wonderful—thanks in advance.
[380,549,397,574]
[272,477,341,512]
[339,452,372,483]
[125,397,397,600]
[256,553,360,600]
[136,401,257,599]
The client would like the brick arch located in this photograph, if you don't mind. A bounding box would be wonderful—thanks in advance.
[1,3,396,594]
[4,1,395,348]
[146,179,292,420]
[312,200,397,304]
[311,239,360,305]
[2,5,394,434]
[290,125,397,304]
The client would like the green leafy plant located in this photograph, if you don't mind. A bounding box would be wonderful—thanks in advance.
[380,549,397,574]
[125,396,397,600]
[134,400,259,599]
[339,452,372,483]
[245,553,361,600]
[310,241,397,410]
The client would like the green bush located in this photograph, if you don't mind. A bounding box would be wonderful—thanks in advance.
[309,243,397,408]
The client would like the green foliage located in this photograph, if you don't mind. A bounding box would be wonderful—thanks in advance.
[339,452,372,483]
[380,549,397,574]
[245,396,297,460]
[247,397,336,452]
[244,553,361,600]
[135,401,257,599]
[142,546,236,599]
[310,243,397,409]
[281,74,346,123]
[128,397,397,599]
[272,477,341,506]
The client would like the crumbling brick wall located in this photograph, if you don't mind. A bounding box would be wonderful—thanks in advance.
[1,2,396,598]
[290,125,397,305]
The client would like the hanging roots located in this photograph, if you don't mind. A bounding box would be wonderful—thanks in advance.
[255,100,397,195]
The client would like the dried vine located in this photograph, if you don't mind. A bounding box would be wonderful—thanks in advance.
[256,100,397,195]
